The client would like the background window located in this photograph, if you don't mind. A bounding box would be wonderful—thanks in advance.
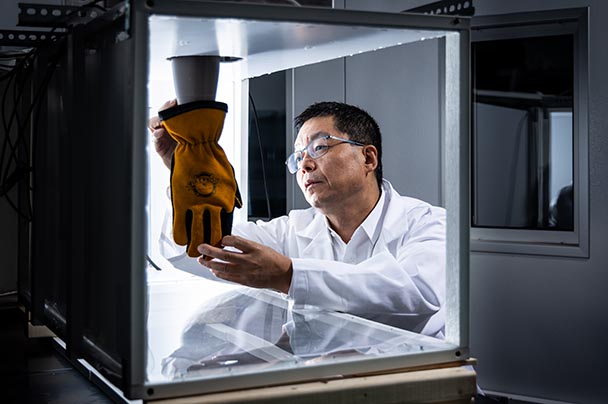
[470,8,589,257]
[472,34,573,231]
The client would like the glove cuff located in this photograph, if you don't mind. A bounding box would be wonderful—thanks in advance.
[159,100,228,121]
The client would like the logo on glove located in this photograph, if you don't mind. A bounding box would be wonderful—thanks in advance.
[189,172,217,197]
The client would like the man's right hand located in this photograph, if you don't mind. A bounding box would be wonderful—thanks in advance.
[148,99,178,169]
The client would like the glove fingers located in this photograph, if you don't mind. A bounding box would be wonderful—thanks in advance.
[202,209,211,247]
[180,207,229,256]
[172,206,190,246]
[187,208,205,257]
[186,242,199,258]
[205,205,224,247]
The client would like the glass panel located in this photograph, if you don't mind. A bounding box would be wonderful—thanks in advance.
[472,34,574,230]
[146,274,455,384]
[78,35,135,385]
[144,6,467,398]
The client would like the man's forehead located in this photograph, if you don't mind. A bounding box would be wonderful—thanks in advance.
[294,116,338,147]
[294,131,329,148]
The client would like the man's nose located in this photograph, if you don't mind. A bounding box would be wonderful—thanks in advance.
[300,151,315,172]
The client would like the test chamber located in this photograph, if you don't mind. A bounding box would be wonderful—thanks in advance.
[22,1,470,401]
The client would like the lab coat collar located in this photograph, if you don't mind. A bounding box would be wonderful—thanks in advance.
[296,213,334,259]
[295,180,409,247]
[359,185,386,243]
[295,210,327,240]
[378,179,412,244]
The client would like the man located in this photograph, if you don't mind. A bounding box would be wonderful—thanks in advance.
[151,101,446,338]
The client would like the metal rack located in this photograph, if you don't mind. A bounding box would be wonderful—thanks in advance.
[12,1,470,401]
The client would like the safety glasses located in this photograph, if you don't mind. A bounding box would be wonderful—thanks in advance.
[285,135,364,174]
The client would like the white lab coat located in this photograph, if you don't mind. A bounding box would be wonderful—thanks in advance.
[160,180,446,338]
[233,180,446,338]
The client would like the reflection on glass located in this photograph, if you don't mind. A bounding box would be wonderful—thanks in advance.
[472,34,574,230]
[148,283,453,382]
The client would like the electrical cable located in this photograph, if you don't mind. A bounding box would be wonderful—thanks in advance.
[0,0,107,220]
[146,254,163,271]
[0,47,45,218]
[2,46,64,219]
[5,52,31,178]
[248,93,273,220]
[0,56,27,198]
[0,40,64,220]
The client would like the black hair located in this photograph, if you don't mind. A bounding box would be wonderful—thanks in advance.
[294,101,383,188]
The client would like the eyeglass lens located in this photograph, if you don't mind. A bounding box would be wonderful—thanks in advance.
[287,137,329,173]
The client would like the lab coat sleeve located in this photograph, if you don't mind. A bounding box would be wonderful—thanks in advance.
[288,207,445,330]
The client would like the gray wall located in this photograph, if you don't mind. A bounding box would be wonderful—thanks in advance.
[290,35,443,208]
[290,59,347,209]
[469,2,608,403]
[345,39,442,205]
[381,1,608,402]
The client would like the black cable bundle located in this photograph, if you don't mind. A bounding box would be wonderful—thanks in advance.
[0,0,108,221]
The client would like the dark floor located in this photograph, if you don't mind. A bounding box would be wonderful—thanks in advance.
[0,295,114,404]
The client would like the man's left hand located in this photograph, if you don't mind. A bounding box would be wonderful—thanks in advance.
[197,235,293,294]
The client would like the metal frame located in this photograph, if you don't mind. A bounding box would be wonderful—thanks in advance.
[26,0,145,392]
[18,2,93,28]
[10,0,144,397]
[139,0,467,29]
[470,8,589,258]
[17,0,470,400]
[123,1,471,400]
[0,29,63,47]
[443,28,470,351]
[10,1,472,401]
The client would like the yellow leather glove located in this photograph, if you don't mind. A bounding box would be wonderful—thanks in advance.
[159,101,242,257]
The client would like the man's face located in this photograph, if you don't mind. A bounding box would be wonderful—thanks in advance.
[294,116,369,213]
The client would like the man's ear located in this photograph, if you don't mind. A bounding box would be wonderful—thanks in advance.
[362,145,378,172]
